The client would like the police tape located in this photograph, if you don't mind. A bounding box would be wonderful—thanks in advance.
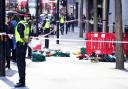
[0,33,6,35]
[1,32,128,44]
[31,36,128,44]
[37,25,64,37]
[0,33,14,39]
[56,19,114,27]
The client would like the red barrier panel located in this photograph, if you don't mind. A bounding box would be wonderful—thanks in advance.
[86,32,116,56]
[123,34,128,55]
[86,32,128,56]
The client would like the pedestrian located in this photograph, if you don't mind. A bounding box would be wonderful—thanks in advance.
[10,15,19,62]
[66,14,70,34]
[14,14,30,87]
[59,14,65,35]
[5,35,11,69]
[32,22,37,36]
[70,13,75,32]
[27,18,32,58]
[5,23,11,69]
[82,15,86,32]
[50,16,55,35]
[43,17,51,49]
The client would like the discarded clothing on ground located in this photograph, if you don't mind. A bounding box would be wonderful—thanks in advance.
[32,51,46,62]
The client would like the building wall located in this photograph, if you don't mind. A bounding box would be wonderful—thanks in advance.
[109,0,128,32]
[68,0,75,4]
[122,0,128,26]
[83,0,86,15]
[108,0,115,32]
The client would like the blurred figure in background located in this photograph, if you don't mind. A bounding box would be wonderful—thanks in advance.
[10,15,19,62]
[27,17,32,58]
[82,15,86,32]
[31,22,37,36]
[66,13,70,34]
[42,17,51,49]
[59,14,65,35]
[5,23,11,69]
[70,13,75,32]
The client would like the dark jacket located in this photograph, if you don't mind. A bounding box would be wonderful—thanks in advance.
[5,24,11,57]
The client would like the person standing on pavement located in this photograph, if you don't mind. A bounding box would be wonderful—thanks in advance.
[27,18,32,58]
[10,15,19,62]
[59,14,65,35]
[43,17,51,49]
[70,13,75,32]
[5,23,11,69]
[66,14,71,34]
[14,14,30,88]
[82,15,86,32]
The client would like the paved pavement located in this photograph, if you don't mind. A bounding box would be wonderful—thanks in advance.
[0,27,128,89]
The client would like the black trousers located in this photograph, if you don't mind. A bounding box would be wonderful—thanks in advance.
[12,49,16,62]
[6,56,10,68]
[27,46,32,58]
[44,28,50,48]
[60,23,64,35]
[71,23,74,32]
[16,42,27,84]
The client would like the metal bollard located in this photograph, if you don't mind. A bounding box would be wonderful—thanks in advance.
[0,34,6,77]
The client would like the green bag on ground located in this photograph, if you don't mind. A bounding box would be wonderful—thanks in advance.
[81,47,86,54]
[32,51,46,62]
[53,51,70,57]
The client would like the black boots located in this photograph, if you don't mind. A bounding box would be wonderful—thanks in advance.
[6,65,10,69]
[14,82,25,87]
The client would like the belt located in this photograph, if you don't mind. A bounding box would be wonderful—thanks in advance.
[17,42,27,46]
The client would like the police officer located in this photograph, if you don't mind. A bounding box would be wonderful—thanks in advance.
[60,15,65,35]
[43,17,51,49]
[14,14,30,87]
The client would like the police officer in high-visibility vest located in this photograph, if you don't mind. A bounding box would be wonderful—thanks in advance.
[43,17,51,48]
[60,15,65,35]
[14,14,30,88]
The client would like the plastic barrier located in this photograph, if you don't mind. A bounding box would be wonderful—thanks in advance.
[86,32,128,56]
[123,34,128,55]
[86,32,116,56]
[28,38,42,51]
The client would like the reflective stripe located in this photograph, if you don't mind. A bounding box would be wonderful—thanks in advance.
[60,16,64,24]
[44,21,50,29]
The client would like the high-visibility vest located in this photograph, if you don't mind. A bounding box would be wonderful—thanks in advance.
[15,20,30,43]
[44,21,50,29]
[60,16,64,24]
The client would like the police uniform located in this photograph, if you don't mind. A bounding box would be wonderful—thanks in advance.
[60,15,65,35]
[43,19,50,48]
[15,19,30,87]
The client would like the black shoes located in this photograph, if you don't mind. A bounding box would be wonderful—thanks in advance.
[6,65,10,69]
[14,82,25,88]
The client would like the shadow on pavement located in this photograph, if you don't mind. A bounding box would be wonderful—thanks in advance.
[123,68,128,72]
[0,77,29,89]
[6,68,17,77]
[0,77,15,87]
[11,86,29,89]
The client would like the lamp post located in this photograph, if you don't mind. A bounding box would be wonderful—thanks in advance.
[102,0,109,32]
[36,0,40,36]
[56,0,59,44]
[65,0,68,34]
